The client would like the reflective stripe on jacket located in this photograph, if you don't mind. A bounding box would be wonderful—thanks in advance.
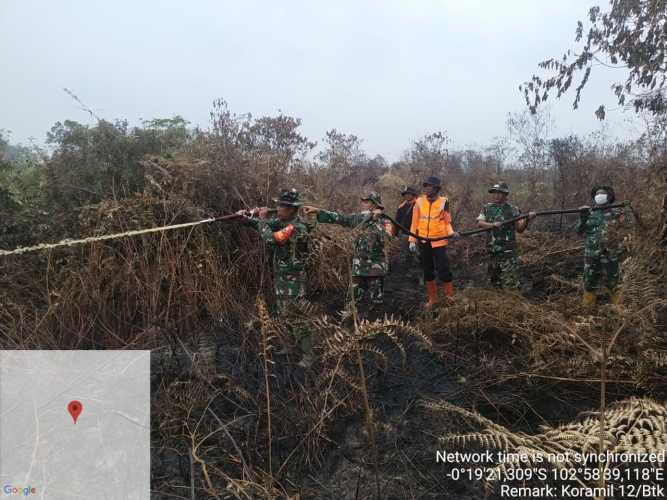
[409,195,453,248]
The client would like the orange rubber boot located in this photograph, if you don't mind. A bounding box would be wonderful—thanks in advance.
[443,281,454,299]
[425,280,438,308]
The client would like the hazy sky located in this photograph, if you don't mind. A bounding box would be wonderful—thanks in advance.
[1,0,637,160]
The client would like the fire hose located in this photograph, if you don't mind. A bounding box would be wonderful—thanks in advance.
[0,203,629,256]
[379,202,631,243]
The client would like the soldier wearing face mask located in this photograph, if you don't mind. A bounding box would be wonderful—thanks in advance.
[576,185,629,307]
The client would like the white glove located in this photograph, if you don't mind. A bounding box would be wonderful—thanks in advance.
[409,242,418,254]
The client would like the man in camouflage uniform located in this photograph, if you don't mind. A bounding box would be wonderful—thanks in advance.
[477,182,536,290]
[576,185,629,306]
[237,188,314,365]
[303,192,393,308]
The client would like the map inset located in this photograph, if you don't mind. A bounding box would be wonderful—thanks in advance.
[0,350,150,499]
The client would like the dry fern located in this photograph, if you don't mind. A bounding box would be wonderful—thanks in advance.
[422,397,667,485]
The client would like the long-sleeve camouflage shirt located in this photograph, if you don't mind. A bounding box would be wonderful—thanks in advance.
[575,206,628,259]
[477,202,522,255]
[246,215,312,276]
[317,210,390,277]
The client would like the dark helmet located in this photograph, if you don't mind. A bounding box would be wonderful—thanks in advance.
[273,188,303,207]
[361,191,384,209]
[423,176,441,188]
[489,182,510,194]
[590,185,615,204]
[401,185,418,196]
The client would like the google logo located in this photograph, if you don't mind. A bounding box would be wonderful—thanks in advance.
[2,485,36,497]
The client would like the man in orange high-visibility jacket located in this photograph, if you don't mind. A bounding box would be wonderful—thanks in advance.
[409,176,459,307]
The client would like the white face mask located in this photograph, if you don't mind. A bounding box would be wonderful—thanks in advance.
[594,193,609,205]
[595,193,609,205]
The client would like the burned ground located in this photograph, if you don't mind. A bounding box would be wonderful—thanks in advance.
[144,230,667,499]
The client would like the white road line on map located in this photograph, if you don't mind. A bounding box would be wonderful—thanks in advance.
[27,350,121,411]
[24,388,40,484]
[119,351,151,376]
[112,410,149,429]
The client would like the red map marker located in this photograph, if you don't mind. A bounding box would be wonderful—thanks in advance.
[68,400,83,424]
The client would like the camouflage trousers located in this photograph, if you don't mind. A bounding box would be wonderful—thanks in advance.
[275,270,312,354]
[661,222,667,247]
[352,276,384,305]
[488,251,521,290]
[275,270,307,314]
[583,253,620,292]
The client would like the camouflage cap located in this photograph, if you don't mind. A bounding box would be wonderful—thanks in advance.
[273,188,303,207]
[489,182,510,194]
[361,191,384,209]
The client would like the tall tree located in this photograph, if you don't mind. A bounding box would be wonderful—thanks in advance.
[549,135,585,228]
[506,108,553,205]
[522,0,667,119]
[485,136,513,177]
